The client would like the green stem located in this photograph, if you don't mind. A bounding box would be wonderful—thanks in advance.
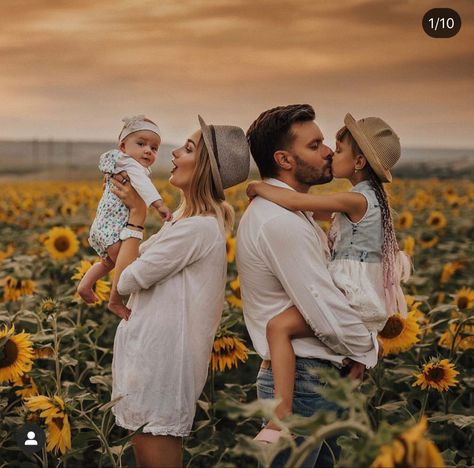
[444,393,449,415]
[286,420,372,467]
[419,391,429,421]
[70,408,118,468]
[52,315,62,397]
[210,366,215,420]
[449,317,474,359]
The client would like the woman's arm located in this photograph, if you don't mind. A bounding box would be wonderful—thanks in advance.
[247,181,366,219]
[109,172,147,297]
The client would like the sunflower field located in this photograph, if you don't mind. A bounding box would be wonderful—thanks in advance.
[0,177,473,467]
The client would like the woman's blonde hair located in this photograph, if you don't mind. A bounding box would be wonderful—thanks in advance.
[174,136,235,232]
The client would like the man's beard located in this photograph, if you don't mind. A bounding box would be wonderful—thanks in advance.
[293,153,333,186]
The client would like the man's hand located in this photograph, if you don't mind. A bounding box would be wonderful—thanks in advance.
[342,358,365,380]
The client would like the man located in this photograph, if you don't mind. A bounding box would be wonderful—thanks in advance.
[236,104,378,467]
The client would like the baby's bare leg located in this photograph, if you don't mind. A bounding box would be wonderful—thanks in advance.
[106,241,131,321]
[265,306,313,429]
[77,255,114,304]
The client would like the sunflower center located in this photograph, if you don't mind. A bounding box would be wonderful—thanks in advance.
[457,297,468,309]
[379,316,404,339]
[426,366,445,382]
[53,416,64,430]
[0,339,18,368]
[54,236,71,252]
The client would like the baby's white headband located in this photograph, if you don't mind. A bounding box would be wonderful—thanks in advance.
[118,115,161,142]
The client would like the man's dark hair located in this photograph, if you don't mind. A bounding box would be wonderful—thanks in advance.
[246,104,315,178]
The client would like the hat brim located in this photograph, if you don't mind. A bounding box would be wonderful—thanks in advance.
[344,113,392,183]
[198,115,225,199]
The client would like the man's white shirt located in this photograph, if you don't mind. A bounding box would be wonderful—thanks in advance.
[236,178,378,367]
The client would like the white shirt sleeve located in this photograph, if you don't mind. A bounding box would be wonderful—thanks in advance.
[258,213,378,366]
[116,156,162,207]
[117,217,219,295]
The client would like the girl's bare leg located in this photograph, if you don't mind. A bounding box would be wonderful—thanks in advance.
[265,306,314,430]
[106,241,131,321]
[131,432,182,468]
[77,256,114,304]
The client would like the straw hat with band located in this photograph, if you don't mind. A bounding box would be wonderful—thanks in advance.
[344,113,401,183]
[198,115,251,200]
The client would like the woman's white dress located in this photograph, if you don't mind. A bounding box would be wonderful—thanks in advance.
[111,215,226,436]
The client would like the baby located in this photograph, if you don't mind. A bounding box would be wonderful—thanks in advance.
[78,115,172,318]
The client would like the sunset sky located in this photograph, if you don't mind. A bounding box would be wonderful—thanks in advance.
[1,0,472,149]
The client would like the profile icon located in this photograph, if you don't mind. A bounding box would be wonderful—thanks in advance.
[15,422,46,454]
[24,430,38,446]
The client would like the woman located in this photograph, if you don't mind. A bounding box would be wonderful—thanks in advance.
[108,115,250,467]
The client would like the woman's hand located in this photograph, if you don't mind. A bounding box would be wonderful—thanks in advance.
[110,171,147,223]
[246,181,262,201]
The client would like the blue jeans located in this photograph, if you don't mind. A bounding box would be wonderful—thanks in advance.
[256,357,341,468]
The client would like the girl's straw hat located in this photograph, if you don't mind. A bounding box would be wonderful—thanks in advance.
[198,115,250,200]
[344,113,401,183]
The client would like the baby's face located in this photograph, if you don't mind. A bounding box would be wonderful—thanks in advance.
[120,130,161,168]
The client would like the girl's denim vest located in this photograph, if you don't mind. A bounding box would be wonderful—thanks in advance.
[329,180,383,263]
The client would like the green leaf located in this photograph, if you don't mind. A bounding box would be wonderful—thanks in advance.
[375,400,407,412]
[89,375,112,387]
[99,396,123,412]
[429,414,474,429]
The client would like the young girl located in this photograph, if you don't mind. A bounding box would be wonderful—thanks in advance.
[247,113,410,438]
[77,115,172,319]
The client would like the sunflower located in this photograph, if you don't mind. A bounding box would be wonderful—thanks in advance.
[39,207,56,222]
[371,417,444,468]
[71,260,110,305]
[405,295,425,323]
[226,233,237,263]
[25,395,71,454]
[407,198,422,211]
[427,211,447,230]
[445,193,461,208]
[0,244,15,262]
[397,211,413,230]
[44,227,79,260]
[402,236,415,257]
[11,373,39,398]
[210,336,249,372]
[227,277,242,309]
[442,187,456,197]
[59,203,78,218]
[453,287,474,310]
[40,297,58,314]
[0,324,34,383]
[379,311,420,356]
[439,323,474,351]
[33,346,55,359]
[2,276,36,302]
[440,262,464,284]
[419,231,438,250]
[413,358,459,392]
[47,412,72,455]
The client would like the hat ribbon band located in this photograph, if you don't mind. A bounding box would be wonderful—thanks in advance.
[209,125,221,170]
